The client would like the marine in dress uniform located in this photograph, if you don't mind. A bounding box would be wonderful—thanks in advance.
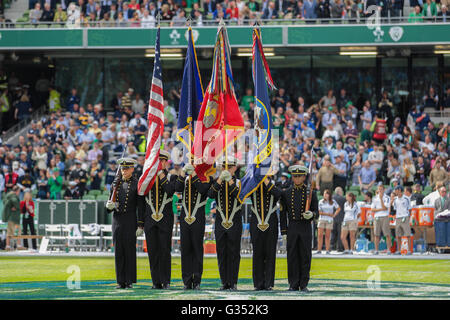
[175,158,212,290]
[248,176,282,291]
[142,150,177,289]
[207,157,243,291]
[279,165,318,292]
[106,157,145,289]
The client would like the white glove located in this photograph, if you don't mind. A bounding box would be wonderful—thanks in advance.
[219,170,232,182]
[282,235,287,243]
[106,200,115,211]
[302,211,314,220]
[183,163,195,175]
[136,227,144,237]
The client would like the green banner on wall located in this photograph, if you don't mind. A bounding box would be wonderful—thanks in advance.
[0,29,83,48]
[287,23,450,46]
[87,26,283,47]
[0,24,448,49]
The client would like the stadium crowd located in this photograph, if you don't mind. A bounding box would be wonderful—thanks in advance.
[15,0,450,26]
[1,72,450,252]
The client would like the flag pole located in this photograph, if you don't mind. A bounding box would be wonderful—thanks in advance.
[187,19,192,223]
[156,13,161,214]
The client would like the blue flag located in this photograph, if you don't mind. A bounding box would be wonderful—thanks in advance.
[177,27,204,150]
[238,29,275,203]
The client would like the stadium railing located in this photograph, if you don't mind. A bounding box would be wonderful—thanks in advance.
[4,16,450,29]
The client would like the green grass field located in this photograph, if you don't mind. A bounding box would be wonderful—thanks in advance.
[0,257,449,299]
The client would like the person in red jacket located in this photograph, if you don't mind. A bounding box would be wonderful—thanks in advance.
[20,191,37,250]
[4,168,18,193]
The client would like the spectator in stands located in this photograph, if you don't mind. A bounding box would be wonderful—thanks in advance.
[30,2,43,24]
[358,160,376,193]
[391,0,404,18]
[20,191,37,251]
[316,155,338,194]
[423,87,439,110]
[429,159,448,189]
[423,0,438,20]
[438,5,448,22]
[86,0,96,15]
[171,9,186,26]
[330,0,343,22]
[40,2,55,24]
[203,0,217,15]
[14,94,32,123]
[351,152,363,186]
[434,186,450,214]
[141,9,155,28]
[408,5,424,23]
[36,169,49,199]
[303,0,317,20]
[317,189,340,254]
[262,1,278,19]
[48,167,63,200]
[315,0,330,20]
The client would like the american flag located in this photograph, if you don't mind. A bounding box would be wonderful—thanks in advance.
[138,27,164,196]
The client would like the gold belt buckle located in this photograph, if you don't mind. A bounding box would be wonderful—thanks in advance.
[184,216,196,225]
[151,213,163,222]
[221,220,233,229]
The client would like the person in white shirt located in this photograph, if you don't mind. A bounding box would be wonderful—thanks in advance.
[371,183,392,255]
[317,189,341,254]
[140,9,155,28]
[390,186,411,255]
[368,145,384,172]
[423,181,444,206]
[341,192,360,254]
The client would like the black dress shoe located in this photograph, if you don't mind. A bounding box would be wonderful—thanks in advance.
[300,287,310,293]
[193,284,201,290]
[265,287,273,291]
[219,284,229,290]
[116,283,126,289]
[229,284,237,291]
[183,284,192,290]
[152,284,163,289]
[254,287,264,291]
[126,283,133,289]
[162,283,170,289]
[288,287,299,291]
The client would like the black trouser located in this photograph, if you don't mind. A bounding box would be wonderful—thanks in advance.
[112,221,137,285]
[334,176,347,193]
[145,223,172,287]
[215,221,242,287]
[180,220,205,288]
[22,218,37,250]
[330,221,344,251]
[287,220,312,290]
[250,222,278,289]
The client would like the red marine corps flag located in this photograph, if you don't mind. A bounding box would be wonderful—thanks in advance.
[138,26,164,196]
[192,24,244,181]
